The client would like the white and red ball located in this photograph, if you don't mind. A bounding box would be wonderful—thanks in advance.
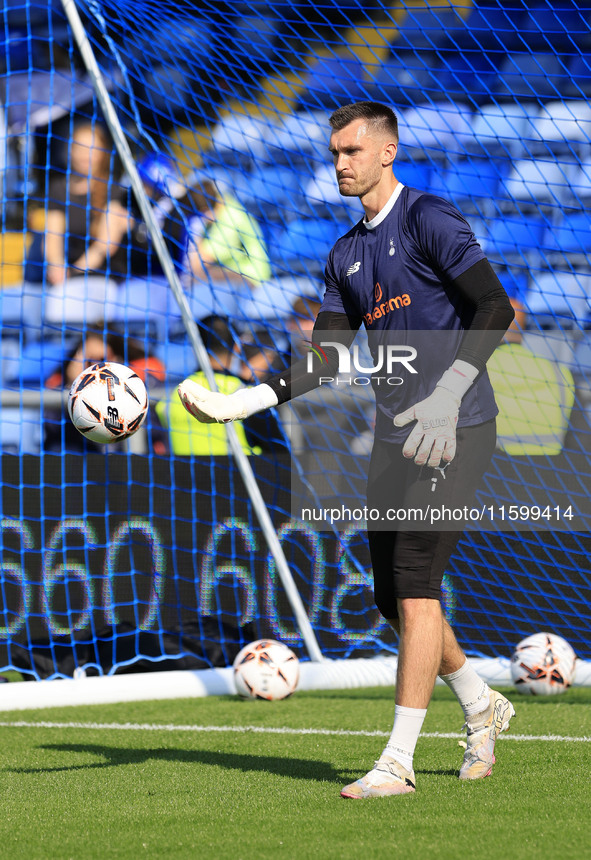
[233,639,300,700]
[68,361,148,444]
[510,632,576,695]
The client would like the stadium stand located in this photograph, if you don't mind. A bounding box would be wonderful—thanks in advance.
[502,159,572,211]
[564,53,591,97]
[493,52,572,102]
[429,159,505,215]
[532,100,591,156]
[468,102,539,158]
[1,0,591,680]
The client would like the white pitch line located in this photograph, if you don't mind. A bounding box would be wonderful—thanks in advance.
[0,721,589,743]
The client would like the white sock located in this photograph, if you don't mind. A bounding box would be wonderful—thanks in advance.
[440,659,490,718]
[382,705,427,772]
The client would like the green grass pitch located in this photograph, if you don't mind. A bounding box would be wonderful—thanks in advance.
[0,685,589,860]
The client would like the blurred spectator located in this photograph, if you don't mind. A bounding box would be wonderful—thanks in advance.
[183,178,271,288]
[44,326,165,453]
[279,293,376,467]
[44,122,131,285]
[241,330,288,382]
[287,294,322,354]
[131,157,271,291]
[487,300,575,456]
[128,153,188,275]
[236,294,322,384]
[156,316,284,455]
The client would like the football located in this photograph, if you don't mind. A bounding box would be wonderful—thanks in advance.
[68,361,149,444]
[233,639,300,700]
[510,632,577,695]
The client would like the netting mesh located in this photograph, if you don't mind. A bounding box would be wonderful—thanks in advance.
[1,0,590,678]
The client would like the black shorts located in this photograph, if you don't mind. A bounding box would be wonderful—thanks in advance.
[367,419,496,619]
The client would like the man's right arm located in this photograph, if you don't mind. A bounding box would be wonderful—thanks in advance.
[177,310,360,424]
[264,310,360,404]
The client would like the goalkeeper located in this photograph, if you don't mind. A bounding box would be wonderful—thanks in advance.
[178,102,516,798]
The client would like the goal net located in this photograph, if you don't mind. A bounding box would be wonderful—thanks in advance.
[0,0,590,682]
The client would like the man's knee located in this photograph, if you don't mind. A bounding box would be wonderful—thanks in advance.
[397,597,442,625]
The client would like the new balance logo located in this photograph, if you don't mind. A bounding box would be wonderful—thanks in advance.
[346,261,361,276]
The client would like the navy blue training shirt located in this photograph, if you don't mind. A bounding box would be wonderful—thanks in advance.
[319,184,498,443]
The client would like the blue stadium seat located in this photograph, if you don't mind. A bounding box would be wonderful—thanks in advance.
[230,16,280,69]
[369,52,455,106]
[437,53,500,106]
[211,164,256,202]
[569,160,591,208]
[237,276,322,321]
[429,160,504,214]
[469,103,539,158]
[0,338,21,387]
[210,114,283,169]
[299,56,368,110]
[532,100,591,157]
[542,212,591,259]
[399,103,475,160]
[520,6,591,51]
[496,268,530,301]
[525,270,591,324]
[265,111,331,167]
[114,277,174,342]
[0,408,42,454]
[183,282,242,321]
[43,278,120,327]
[0,285,43,341]
[446,7,528,54]
[493,52,571,101]
[501,159,571,210]
[127,17,216,124]
[3,339,64,389]
[271,218,351,274]
[393,161,432,191]
[564,55,591,99]
[484,215,546,267]
[395,6,470,51]
[231,166,306,221]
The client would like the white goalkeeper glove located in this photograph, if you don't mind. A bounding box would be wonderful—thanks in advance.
[393,360,478,467]
[177,378,278,424]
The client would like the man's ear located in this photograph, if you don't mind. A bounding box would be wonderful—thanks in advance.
[382,141,398,168]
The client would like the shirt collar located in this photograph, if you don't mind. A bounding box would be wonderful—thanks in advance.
[363,182,405,231]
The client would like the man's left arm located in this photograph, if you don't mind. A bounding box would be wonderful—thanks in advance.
[452,257,516,373]
[394,258,514,467]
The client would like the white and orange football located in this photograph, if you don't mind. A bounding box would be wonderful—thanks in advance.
[68,361,148,444]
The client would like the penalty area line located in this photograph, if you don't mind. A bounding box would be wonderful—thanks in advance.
[0,721,589,743]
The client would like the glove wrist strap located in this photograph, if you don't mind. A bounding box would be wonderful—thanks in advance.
[233,383,278,418]
[436,359,479,403]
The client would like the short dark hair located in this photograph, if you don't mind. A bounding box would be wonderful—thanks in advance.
[329,102,399,142]
[198,315,235,356]
[186,179,218,214]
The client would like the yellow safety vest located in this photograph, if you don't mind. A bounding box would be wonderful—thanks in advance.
[156,371,260,456]
[487,343,575,456]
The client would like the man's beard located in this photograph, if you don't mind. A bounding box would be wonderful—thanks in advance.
[338,166,381,198]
